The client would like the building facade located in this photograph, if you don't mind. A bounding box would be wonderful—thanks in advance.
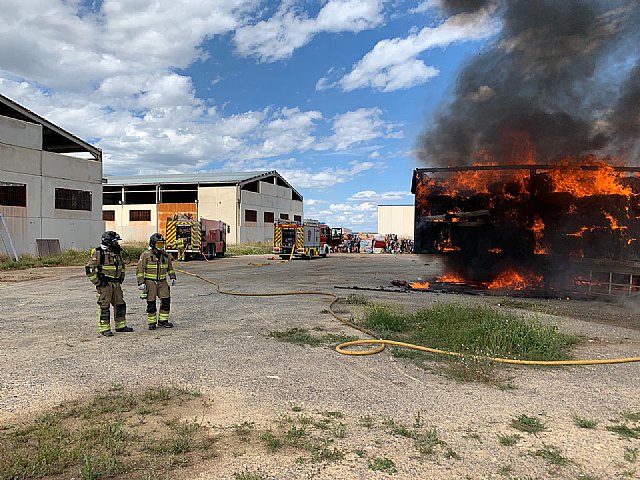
[102,171,303,244]
[377,205,414,239]
[0,94,103,257]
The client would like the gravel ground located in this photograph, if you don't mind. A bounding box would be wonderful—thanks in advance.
[1,253,640,479]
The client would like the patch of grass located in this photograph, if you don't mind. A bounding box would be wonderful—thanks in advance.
[144,387,172,402]
[291,405,303,412]
[359,415,374,428]
[227,242,273,256]
[497,464,514,476]
[607,424,640,440]
[622,412,640,422]
[0,386,214,480]
[0,244,146,271]
[383,417,414,439]
[309,446,345,463]
[345,294,371,305]
[532,444,572,466]
[443,355,513,388]
[268,328,357,347]
[233,469,266,480]
[354,448,366,458]
[511,414,546,434]
[360,302,580,362]
[498,434,521,446]
[415,427,445,456]
[573,415,598,429]
[445,448,462,460]
[234,421,255,440]
[330,423,347,439]
[624,447,638,463]
[260,430,285,453]
[268,328,322,346]
[368,456,397,474]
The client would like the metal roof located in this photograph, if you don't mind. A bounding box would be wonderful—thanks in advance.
[104,170,302,199]
[0,93,102,161]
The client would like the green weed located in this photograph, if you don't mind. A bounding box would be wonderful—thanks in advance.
[360,302,579,361]
[607,424,640,440]
[227,242,273,256]
[624,447,638,463]
[368,456,397,474]
[573,415,598,429]
[498,434,521,446]
[533,444,571,466]
[233,469,266,480]
[511,414,546,434]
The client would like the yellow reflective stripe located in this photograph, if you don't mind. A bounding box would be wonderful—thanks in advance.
[144,273,166,279]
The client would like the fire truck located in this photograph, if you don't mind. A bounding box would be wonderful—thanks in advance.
[165,214,229,260]
[273,219,330,259]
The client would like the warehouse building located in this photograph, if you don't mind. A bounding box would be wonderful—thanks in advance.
[0,93,103,257]
[102,171,303,244]
[377,204,414,239]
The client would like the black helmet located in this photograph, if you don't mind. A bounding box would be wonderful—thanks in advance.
[101,231,121,248]
[149,233,166,250]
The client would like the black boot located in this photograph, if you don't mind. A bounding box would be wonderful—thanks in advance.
[115,326,134,332]
[148,323,157,330]
[158,321,174,328]
[101,330,114,337]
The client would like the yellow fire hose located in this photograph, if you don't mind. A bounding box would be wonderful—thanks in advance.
[176,268,640,366]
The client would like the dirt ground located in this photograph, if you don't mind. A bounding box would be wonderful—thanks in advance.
[1,253,640,479]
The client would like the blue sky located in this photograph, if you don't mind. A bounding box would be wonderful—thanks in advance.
[0,0,498,232]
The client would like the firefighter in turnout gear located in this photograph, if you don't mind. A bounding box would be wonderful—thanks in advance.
[137,233,177,329]
[86,231,133,337]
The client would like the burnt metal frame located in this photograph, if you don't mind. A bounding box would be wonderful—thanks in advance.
[412,164,640,193]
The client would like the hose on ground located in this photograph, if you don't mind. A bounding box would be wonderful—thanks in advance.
[176,267,640,366]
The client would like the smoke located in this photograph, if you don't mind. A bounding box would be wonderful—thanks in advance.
[420,0,640,166]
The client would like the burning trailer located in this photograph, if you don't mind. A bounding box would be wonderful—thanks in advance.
[411,160,640,296]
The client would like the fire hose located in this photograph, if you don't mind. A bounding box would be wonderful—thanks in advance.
[176,268,640,366]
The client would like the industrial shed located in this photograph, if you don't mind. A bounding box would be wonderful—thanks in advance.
[102,171,303,244]
[0,93,103,257]
[377,205,414,239]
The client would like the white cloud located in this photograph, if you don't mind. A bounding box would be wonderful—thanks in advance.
[233,0,384,62]
[280,160,380,189]
[321,108,403,151]
[0,1,404,179]
[337,8,498,92]
[0,0,255,89]
[349,190,411,201]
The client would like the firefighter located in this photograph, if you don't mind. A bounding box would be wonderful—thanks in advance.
[86,231,133,337]
[176,237,186,261]
[137,233,177,330]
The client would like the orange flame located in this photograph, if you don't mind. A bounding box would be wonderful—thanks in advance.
[546,157,633,197]
[409,281,430,290]
[435,273,465,283]
[533,215,547,254]
[486,269,543,290]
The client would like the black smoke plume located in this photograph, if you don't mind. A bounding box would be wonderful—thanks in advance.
[420,0,640,166]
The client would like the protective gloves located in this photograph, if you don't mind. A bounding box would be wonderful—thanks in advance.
[171,279,176,286]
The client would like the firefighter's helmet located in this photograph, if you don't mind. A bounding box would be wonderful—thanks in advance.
[149,233,166,251]
[101,231,121,248]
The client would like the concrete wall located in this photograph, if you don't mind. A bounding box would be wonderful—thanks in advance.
[102,204,158,243]
[377,205,414,239]
[240,180,303,243]
[198,185,238,243]
[0,115,103,256]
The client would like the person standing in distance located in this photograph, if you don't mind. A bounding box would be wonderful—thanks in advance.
[137,233,177,330]
[86,231,133,336]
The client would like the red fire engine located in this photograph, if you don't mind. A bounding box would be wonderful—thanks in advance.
[273,219,330,259]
